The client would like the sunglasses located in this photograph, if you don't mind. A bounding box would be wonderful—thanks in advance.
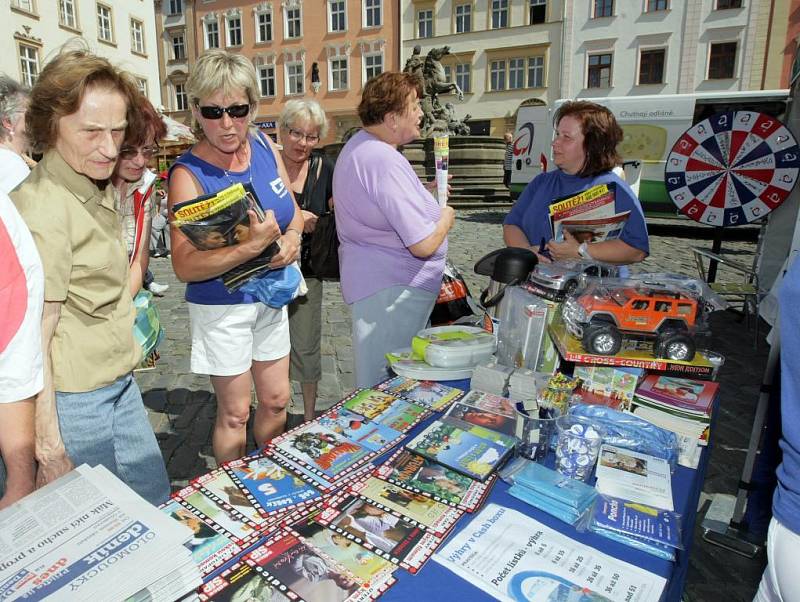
[119,145,159,160]
[197,103,251,120]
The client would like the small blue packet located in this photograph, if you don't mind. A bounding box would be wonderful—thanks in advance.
[508,459,597,510]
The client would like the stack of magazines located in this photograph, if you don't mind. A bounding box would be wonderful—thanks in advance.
[0,465,201,601]
[171,182,279,291]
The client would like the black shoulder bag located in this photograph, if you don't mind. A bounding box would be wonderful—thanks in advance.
[304,155,340,280]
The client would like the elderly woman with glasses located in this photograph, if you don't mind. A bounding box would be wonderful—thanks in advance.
[278,99,335,423]
[10,49,170,504]
[168,50,303,463]
[111,94,169,297]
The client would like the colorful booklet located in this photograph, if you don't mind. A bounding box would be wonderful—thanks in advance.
[404,420,515,481]
[376,376,465,411]
[195,467,269,527]
[224,452,322,517]
[635,374,718,416]
[373,449,494,512]
[348,476,464,537]
[317,406,403,452]
[245,530,390,602]
[316,495,444,573]
[444,400,517,437]
[199,558,291,601]
[341,389,430,433]
[160,499,243,580]
[173,484,261,545]
[457,390,517,418]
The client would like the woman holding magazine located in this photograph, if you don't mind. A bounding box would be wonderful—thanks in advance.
[503,101,649,266]
[168,50,304,463]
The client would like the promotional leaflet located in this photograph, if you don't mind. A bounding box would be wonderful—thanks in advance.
[376,376,464,411]
[594,445,674,511]
[199,559,290,602]
[341,389,430,432]
[195,467,269,526]
[434,504,667,602]
[445,401,517,437]
[317,406,404,452]
[458,390,517,418]
[174,484,261,545]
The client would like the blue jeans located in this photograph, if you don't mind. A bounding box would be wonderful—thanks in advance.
[56,374,170,506]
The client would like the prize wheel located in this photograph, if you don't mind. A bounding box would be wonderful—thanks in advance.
[664,111,800,226]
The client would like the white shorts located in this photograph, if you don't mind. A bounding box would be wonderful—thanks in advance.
[188,302,290,376]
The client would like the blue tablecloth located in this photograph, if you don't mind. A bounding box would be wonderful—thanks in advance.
[381,379,709,602]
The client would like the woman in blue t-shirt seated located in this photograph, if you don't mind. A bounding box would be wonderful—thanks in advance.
[504,101,649,266]
[168,50,304,463]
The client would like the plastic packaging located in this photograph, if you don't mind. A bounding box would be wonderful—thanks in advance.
[412,325,496,369]
[525,258,620,302]
[513,402,559,462]
[569,403,679,472]
[496,286,550,370]
[554,415,604,482]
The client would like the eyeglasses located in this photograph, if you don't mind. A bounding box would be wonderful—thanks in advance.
[197,103,251,120]
[286,127,320,145]
[119,145,159,160]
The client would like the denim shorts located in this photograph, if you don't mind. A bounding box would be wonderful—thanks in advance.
[56,374,170,506]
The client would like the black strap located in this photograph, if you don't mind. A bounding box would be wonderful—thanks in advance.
[300,154,321,211]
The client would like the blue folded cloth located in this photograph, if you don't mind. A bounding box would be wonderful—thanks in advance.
[239,263,302,308]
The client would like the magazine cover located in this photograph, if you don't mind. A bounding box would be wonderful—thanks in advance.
[199,559,291,602]
[195,468,269,527]
[174,485,261,545]
[458,390,516,418]
[573,365,643,409]
[548,182,630,244]
[376,376,464,411]
[341,389,429,432]
[635,374,718,415]
[317,495,443,572]
[272,422,373,480]
[160,499,243,579]
[444,401,517,437]
[224,453,322,516]
[405,420,515,481]
[317,406,403,452]
[373,449,493,512]
[290,515,397,585]
[348,476,463,536]
[171,182,279,291]
[245,531,387,602]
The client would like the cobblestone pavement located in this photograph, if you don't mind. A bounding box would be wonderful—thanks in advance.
[142,209,768,601]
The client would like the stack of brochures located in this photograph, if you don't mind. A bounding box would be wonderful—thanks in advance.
[0,464,201,602]
[470,361,514,396]
[504,461,596,524]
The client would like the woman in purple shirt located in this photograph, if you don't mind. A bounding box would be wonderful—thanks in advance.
[332,72,455,387]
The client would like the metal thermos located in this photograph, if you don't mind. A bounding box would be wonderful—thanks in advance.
[474,248,539,318]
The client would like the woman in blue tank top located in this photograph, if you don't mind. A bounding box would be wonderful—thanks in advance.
[168,50,304,463]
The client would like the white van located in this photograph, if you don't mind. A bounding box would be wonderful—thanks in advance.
[510,90,790,215]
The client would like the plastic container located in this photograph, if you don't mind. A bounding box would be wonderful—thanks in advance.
[513,403,559,463]
[412,325,496,368]
[554,415,604,482]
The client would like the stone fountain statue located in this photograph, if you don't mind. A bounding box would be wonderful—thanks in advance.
[403,45,470,137]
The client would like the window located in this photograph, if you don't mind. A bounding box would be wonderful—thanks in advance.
[716,0,742,8]
[417,9,433,38]
[286,61,304,94]
[11,0,34,12]
[330,57,348,90]
[205,19,220,48]
[365,0,381,27]
[130,19,145,54]
[135,77,148,97]
[587,53,612,88]
[455,63,471,93]
[59,0,78,29]
[329,0,346,32]
[256,11,272,43]
[491,0,509,28]
[285,7,302,39]
[708,42,737,79]
[646,0,667,10]
[455,4,471,33]
[528,56,544,87]
[169,0,182,15]
[172,34,186,60]
[364,53,383,81]
[639,48,665,84]
[227,15,242,46]
[490,60,506,91]
[593,0,613,17]
[97,4,114,43]
[259,65,276,97]
[529,0,546,24]
[175,83,188,111]
[443,65,452,82]
[508,58,525,89]
[19,44,39,87]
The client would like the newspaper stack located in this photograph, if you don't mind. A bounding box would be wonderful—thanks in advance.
[0,465,201,602]
[470,360,514,396]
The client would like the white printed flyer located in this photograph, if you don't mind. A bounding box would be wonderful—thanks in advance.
[434,504,666,602]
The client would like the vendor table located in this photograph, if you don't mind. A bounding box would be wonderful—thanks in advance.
[379,380,712,602]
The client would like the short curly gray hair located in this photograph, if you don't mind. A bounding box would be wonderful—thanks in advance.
[0,75,30,143]
[278,99,328,139]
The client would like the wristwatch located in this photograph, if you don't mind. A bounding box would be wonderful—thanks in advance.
[577,241,592,259]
